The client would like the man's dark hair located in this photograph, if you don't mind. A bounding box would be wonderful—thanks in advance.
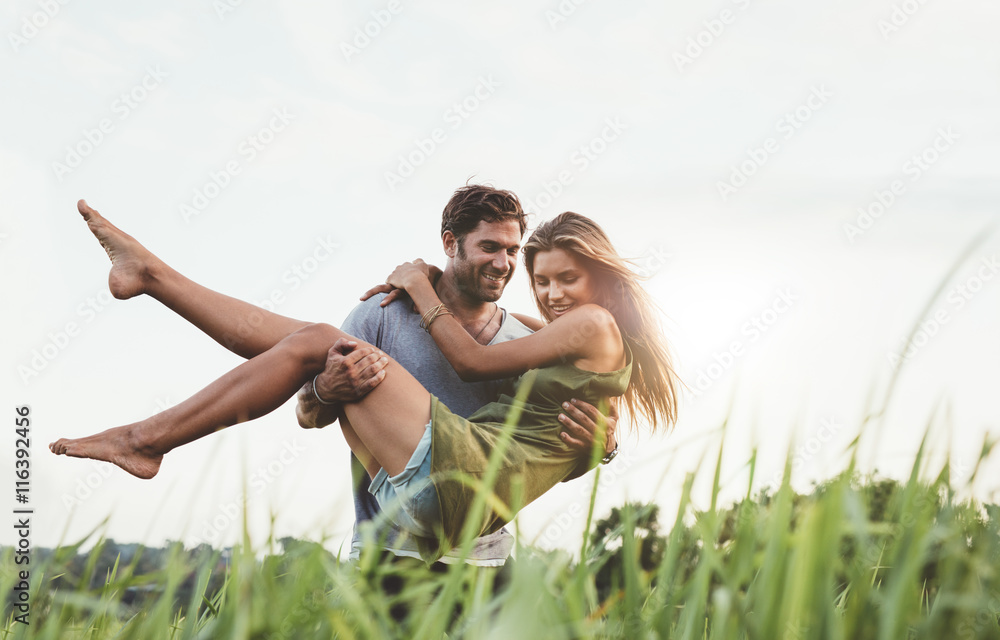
[440,184,527,242]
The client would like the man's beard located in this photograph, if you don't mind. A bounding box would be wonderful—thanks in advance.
[453,243,508,303]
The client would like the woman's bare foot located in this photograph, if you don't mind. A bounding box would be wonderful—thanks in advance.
[78,199,160,300]
[49,425,163,480]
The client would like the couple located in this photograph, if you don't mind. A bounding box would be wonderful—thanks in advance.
[50,185,679,563]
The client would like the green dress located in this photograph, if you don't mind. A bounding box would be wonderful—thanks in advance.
[427,344,632,553]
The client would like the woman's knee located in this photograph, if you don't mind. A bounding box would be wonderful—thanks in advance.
[282,323,342,370]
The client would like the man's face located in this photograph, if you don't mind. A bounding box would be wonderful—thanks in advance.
[447,219,522,303]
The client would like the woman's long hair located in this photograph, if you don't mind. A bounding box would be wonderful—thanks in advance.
[523,212,680,432]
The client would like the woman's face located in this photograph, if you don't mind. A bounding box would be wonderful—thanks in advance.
[531,248,598,320]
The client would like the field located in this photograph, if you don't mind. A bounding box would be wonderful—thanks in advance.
[4,428,999,640]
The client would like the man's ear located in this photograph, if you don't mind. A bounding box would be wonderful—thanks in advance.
[442,230,458,259]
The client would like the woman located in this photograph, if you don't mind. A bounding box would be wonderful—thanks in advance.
[50,201,679,559]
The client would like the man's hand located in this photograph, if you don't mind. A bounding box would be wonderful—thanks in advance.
[317,338,388,402]
[558,398,618,456]
[295,338,387,428]
[360,260,442,307]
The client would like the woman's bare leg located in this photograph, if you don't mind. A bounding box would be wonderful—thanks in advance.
[339,414,379,479]
[49,324,430,480]
[79,199,308,359]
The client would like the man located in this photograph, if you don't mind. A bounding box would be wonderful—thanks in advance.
[295,184,618,569]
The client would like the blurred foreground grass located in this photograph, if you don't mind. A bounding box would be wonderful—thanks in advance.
[3,430,999,640]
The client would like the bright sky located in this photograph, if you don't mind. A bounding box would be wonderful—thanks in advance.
[2,0,999,553]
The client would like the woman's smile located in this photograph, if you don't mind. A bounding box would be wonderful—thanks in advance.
[531,248,596,321]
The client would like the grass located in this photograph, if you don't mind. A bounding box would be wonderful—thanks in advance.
[3,423,998,639]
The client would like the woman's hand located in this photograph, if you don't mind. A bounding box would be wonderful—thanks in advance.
[375,260,441,302]
[361,260,442,307]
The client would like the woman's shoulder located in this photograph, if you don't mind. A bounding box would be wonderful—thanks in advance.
[561,304,624,368]
[566,303,619,335]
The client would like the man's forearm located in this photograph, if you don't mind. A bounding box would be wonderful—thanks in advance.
[295,382,341,429]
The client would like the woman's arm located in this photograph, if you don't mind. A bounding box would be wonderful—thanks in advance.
[389,263,624,382]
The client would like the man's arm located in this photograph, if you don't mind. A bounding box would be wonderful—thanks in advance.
[295,380,340,429]
[296,295,390,428]
[295,339,388,428]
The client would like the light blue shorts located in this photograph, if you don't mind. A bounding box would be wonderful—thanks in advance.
[368,422,441,539]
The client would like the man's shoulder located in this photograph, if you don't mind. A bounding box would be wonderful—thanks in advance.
[342,293,418,341]
[345,293,414,322]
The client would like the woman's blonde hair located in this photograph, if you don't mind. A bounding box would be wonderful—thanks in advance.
[523,212,680,432]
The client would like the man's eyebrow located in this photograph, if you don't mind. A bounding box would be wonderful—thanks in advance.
[478,240,521,250]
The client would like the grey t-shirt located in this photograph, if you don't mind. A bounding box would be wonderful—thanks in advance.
[342,293,533,565]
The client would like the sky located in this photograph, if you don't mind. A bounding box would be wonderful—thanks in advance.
[2,0,998,554]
